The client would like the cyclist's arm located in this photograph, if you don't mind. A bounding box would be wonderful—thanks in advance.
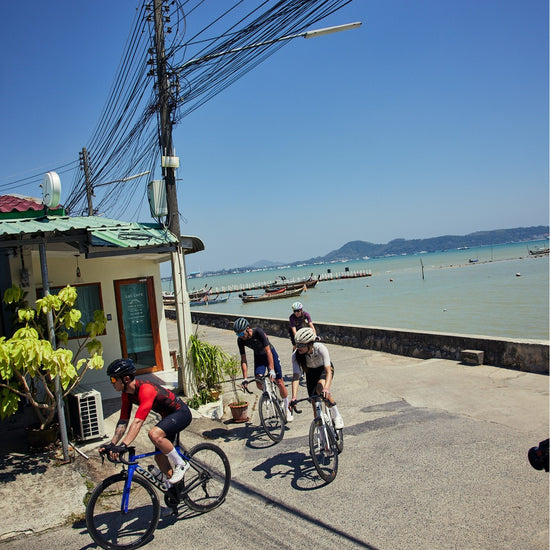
[118,418,145,447]
[323,364,333,393]
[108,419,129,446]
[240,352,248,380]
[291,353,301,401]
[264,345,274,369]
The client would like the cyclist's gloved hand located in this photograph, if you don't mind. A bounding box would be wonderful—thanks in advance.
[269,369,276,380]
[110,443,127,454]
[289,399,298,411]
[241,379,248,389]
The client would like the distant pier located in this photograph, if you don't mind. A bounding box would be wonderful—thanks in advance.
[180,269,372,297]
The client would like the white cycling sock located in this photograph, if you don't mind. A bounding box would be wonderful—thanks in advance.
[330,405,341,418]
[166,448,185,466]
[283,396,289,409]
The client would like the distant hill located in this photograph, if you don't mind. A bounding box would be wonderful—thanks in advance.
[301,226,549,264]
[198,226,549,276]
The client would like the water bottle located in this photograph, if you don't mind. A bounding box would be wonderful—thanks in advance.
[147,464,167,483]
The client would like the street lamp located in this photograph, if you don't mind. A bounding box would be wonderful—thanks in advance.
[178,22,362,70]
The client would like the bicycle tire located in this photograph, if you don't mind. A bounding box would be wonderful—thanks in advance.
[335,426,344,453]
[86,472,160,550]
[259,391,285,442]
[309,419,338,483]
[182,442,231,512]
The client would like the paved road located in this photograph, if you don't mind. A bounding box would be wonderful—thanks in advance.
[2,325,548,549]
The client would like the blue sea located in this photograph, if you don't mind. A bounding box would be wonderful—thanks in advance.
[164,240,549,340]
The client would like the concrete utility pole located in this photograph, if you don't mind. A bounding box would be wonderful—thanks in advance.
[151,0,195,396]
[80,147,94,216]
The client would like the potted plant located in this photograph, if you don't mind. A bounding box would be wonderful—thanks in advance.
[0,285,106,444]
[222,354,249,423]
[187,333,225,409]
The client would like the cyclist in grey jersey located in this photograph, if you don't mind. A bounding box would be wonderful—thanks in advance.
[290,327,344,429]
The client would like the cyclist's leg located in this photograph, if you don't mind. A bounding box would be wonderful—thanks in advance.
[307,367,323,416]
[150,406,192,478]
[254,363,267,390]
[271,348,289,402]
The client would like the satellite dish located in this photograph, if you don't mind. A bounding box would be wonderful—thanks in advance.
[42,171,61,208]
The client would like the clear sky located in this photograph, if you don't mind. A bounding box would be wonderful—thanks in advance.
[0,0,547,273]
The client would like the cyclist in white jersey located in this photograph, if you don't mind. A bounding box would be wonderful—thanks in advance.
[289,327,344,429]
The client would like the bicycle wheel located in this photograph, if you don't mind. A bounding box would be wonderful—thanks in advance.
[325,412,344,453]
[86,472,160,550]
[259,392,285,442]
[334,426,344,453]
[309,419,338,483]
[182,442,231,512]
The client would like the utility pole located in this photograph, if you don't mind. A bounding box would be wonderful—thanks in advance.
[151,0,195,396]
[152,0,179,236]
[79,147,94,216]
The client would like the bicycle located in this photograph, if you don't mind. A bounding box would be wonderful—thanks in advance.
[242,374,288,442]
[291,393,343,483]
[86,434,231,550]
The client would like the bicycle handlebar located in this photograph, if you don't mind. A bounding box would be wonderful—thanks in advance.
[289,393,335,415]
[99,446,137,466]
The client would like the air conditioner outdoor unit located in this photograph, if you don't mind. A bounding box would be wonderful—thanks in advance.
[69,389,105,441]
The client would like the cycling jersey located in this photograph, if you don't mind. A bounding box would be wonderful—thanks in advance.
[120,380,183,421]
[292,342,331,373]
[289,310,312,330]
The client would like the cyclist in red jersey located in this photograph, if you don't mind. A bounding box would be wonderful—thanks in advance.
[99,358,192,485]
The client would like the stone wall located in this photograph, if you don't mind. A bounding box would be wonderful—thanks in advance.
[166,309,549,374]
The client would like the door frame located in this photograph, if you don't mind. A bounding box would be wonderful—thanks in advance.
[114,276,163,374]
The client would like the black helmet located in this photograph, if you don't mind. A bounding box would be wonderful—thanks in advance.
[107,358,136,379]
[233,317,249,334]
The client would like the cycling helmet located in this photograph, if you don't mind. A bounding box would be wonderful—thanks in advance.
[292,302,303,311]
[107,358,136,379]
[233,317,249,334]
[295,327,316,345]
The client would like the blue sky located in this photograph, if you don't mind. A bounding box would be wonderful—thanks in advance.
[0,0,547,273]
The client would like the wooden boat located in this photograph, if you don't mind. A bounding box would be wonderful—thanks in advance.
[264,275,319,293]
[190,294,230,306]
[240,287,303,303]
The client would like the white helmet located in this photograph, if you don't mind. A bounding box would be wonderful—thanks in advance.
[295,327,316,345]
[292,302,303,311]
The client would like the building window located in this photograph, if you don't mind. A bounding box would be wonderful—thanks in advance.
[38,283,104,339]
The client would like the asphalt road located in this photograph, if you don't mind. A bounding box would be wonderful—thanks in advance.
[2,325,548,549]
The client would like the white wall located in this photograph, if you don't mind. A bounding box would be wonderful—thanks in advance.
[18,249,172,391]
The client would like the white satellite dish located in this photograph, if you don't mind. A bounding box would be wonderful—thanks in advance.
[42,171,61,208]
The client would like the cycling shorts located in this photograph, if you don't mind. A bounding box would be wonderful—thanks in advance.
[306,365,334,397]
[155,400,192,443]
[254,347,283,380]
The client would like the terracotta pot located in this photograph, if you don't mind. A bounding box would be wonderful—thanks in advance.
[229,402,249,423]
[25,423,59,448]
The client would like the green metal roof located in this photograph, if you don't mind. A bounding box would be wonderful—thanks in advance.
[0,215,204,256]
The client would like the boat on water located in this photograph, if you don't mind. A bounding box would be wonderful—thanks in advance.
[240,287,303,303]
[263,274,319,292]
[265,278,319,293]
[528,247,550,256]
[190,294,230,307]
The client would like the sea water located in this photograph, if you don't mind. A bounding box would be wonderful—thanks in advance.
[165,240,549,340]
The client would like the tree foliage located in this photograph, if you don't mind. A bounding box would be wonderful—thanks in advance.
[0,285,106,429]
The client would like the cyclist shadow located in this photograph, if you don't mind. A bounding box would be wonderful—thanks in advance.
[251,450,331,490]
[202,423,290,450]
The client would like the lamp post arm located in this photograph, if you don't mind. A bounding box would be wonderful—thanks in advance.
[177,22,362,72]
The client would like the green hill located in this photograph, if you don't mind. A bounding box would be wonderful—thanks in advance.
[302,226,549,264]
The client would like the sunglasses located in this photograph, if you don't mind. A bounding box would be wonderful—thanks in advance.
[296,343,308,349]
[110,376,118,384]
[237,331,246,338]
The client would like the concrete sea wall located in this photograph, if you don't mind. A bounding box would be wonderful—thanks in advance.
[167,310,549,375]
